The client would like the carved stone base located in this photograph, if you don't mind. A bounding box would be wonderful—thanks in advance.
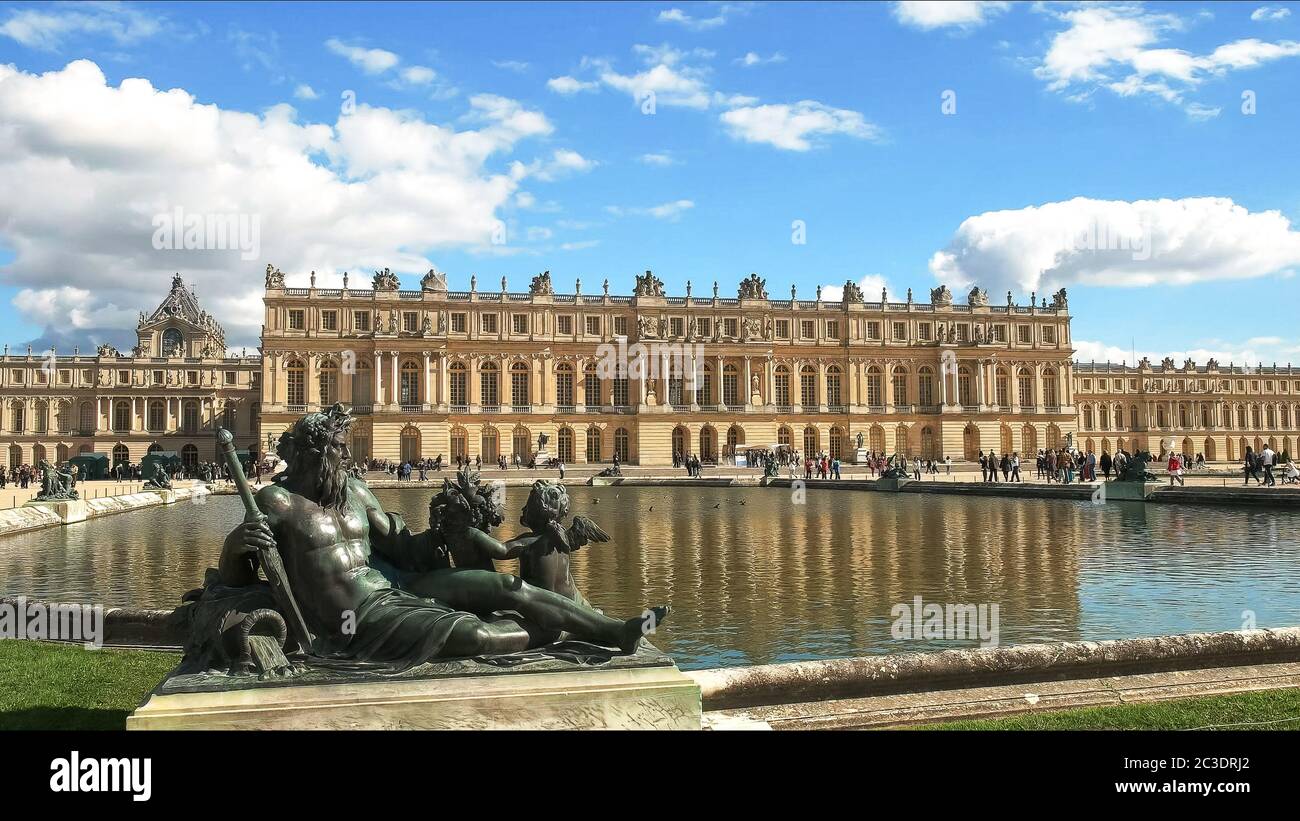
[876,476,911,492]
[128,644,702,730]
[23,498,88,524]
[144,489,178,504]
[853,448,870,465]
[1101,481,1161,502]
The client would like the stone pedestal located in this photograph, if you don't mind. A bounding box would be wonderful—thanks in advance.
[128,644,701,730]
[534,450,553,465]
[145,489,178,504]
[876,476,911,492]
[853,448,870,465]
[23,498,88,524]
[1100,480,1160,502]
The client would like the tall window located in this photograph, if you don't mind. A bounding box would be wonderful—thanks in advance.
[918,367,934,407]
[958,367,973,407]
[480,361,499,407]
[866,367,882,406]
[320,361,339,405]
[614,427,630,462]
[400,361,420,406]
[583,365,601,407]
[803,426,818,455]
[697,365,712,406]
[353,361,372,405]
[449,362,468,406]
[557,428,574,462]
[826,366,842,407]
[723,364,738,406]
[1018,369,1034,408]
[79,402,94,433]
[511,362,530,407]
[513,427,531,459]
[33,401,48,434]
[800,365,817,407]
[1042,369,1059,407]
[586,427,602,462]
[775,366,790,406]
[893,367,908,406]
[113,401,130,433]
[481,428,499,461]
[612,377,629,407]
[286,359,305,406]
[183,401,200,432]
[995,370,1008,408]
[556,365,574,407]
[148,401,165,431]
[450,428,467,461]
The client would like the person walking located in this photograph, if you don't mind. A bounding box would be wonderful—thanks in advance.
[1261,444,1276,486]
[1167,452,1184,486]
[1244,447,1262,486]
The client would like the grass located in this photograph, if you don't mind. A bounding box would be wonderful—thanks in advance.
[917,687,1300,730]
[4,640,1300,731]
[0,640,176,730]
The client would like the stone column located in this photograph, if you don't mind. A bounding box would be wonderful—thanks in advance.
[373,351,383,406]
[743,356,752,407]
[391,352,399,406]
[423,351,431,405]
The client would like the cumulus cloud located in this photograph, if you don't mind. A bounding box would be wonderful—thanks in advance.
[1073,337,1300,368]
[638,152,677,166]
[293,83,319,100]
[927,197,1300,297]
[734,51,786,67]
[0,2,163,50]
[1035,5,1300,117]
[325,38,400,74]
[1251,6,1292,22]
[720,100,881,150]
[0,60,559,351]
[546,75,599,95]
[892,1,1010,31]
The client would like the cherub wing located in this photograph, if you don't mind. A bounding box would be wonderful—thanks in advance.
[566,515,610,551]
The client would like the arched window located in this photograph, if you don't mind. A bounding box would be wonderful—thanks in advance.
[957,367,973,407]
[921,426,936,460]
[777,425,792,448]
[870,424,885,454]
[555,363,574,408]
[286,359,305,407]
[480,361,500,408]
[698,426,715,462]
[1018,368,1034,409]
[55,402,71,434]
[1042,369,1059,408]
[774,365,791,407]
[161,328,184,356]
[79,401,94,434]
[557,427,574,462]
[866,366,883,406]
[800,365,817,407]
[512,426,531,460]
[722,364,738,407]
[829,426,844,460]
[449,361,468,407]
[614,427,630,462]
[319,360,339,406]
[994,368,1009,409]
[400,426,420,463]
[802,425,818,456]
[450,427,467,461]
[481,427,499,461]
[586,427,602,462]
[726,424,743,457]
[33,400,48,434]
[892,366,909,407]
[112,443,130,468]
[672,425,687,458]
[825,366,842,408]
[353,360,372,406]
[896,424,910,456]
[1083,406,1094,431]
[584,362,602,408]
[918,367,935,407]
[510,361,530,408]
[181,443,198,469]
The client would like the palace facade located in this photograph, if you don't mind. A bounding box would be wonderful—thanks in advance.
[0,275,261,471]
[3,269,1296,470]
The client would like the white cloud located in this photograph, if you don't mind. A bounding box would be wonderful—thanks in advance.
[1074,338,1300,368]
[893,1,1009,31]
[597,57,713,109]
[1251,6,1292,22]
[325,38,400,74]
[735,51,786,67]
[1035,6,1300,117]
[0,3,163,50]
[492,59,530,72]
[513,148,596,182]
[546,75,599,95]
[720,100,881,150]
[0,60,554,350]
[293,83,319,100]
[638,152,677,166]
[820,274,890,302]
[560,240,600,251]
[656,4,750,31]
[927,197,1300,297]
[399,65,437,85]
[606,200,695,221]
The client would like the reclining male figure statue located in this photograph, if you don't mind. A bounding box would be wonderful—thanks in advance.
[220,404,666,669]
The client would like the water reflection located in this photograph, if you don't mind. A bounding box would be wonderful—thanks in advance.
[2,486,1298,670]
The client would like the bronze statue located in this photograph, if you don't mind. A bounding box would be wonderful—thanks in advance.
[34,460,78,501]
[211,405,665,673]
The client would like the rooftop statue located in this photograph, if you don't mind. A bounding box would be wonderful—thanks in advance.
[421,267,448,292]
[840,280,865,304]
[529,270,555,295]
[373,268,400,291]
[181,407,667,678]
[930,285,953,307]
[737,273,768,300]
[633,269,665,297]
[967,286,989,307]
[265,264,285,289]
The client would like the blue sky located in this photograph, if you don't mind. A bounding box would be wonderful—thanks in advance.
[0,1,1298,364]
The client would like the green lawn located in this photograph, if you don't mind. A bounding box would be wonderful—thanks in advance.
[0,640,176,730]
[917,688,1300,730]
[5,640,1300,731]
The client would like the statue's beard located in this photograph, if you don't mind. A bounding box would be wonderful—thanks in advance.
[292,450,350,511]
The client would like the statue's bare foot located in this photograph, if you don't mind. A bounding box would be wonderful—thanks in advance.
[620,606,670,653]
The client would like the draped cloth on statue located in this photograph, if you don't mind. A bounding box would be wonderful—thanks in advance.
[318,588,475,673]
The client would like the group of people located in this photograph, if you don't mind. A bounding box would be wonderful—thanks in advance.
[1242,444,1298,486]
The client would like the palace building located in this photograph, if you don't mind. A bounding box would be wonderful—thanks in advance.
[0,275,261,472]
[3,268,1297,471]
